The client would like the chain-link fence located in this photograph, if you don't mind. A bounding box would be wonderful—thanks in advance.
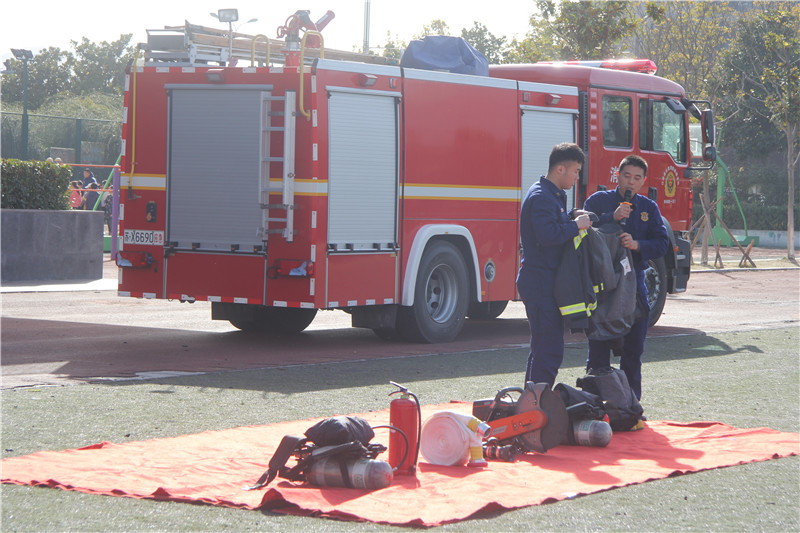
[1,112,121,165]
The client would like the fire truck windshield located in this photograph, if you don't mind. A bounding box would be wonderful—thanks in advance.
[639,99,686,163]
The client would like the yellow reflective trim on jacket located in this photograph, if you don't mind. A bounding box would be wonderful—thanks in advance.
[559,302,591,317]
[573,229,588,249]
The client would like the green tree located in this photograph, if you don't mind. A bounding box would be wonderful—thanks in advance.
[381,32,405,61]
[626,1,737,100]
[504,35,548,64]
[714,3,800,259]
[1,35,135,108]
[70,35,135,96]
[1,47,73,110]
[533,0,638,59]
[504,10,558,64]
[414,19,451,39]
[460,22,507,64]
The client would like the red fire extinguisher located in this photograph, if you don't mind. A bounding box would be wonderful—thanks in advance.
[388,381,421,476]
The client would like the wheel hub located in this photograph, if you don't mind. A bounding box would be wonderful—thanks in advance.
[425,263,458,323]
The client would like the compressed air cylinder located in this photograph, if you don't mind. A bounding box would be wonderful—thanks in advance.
[568,419,613,447]
[306,457,393,490]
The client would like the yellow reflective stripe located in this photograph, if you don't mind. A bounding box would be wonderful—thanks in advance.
[573,229,588,249]
[559,302,588,316]
[559,301,596,317]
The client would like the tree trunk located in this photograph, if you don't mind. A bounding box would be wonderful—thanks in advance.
[786,124,797,261]
[701,171,711,265]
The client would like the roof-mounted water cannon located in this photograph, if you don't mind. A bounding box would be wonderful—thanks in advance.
[277,9,335,67]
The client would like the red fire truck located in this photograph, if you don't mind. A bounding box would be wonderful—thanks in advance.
[116,21,716,343]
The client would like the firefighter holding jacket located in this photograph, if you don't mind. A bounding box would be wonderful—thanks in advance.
[518,143,592,386]
[583,154,669,400]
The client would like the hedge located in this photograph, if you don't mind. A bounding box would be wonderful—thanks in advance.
[692,202,800,231]
[1,159,73,210]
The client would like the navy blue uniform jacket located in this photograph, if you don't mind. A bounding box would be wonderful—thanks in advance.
[517,176,579,304]
[583,188,669,299]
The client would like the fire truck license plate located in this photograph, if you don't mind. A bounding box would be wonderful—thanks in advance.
[123,230,164,246]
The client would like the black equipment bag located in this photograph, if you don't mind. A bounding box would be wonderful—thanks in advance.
[244,416,382,490]
[554,383,607,422]
[576,367,644,431]
[304,416,374,447]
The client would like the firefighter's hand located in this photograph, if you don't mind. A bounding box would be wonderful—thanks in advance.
[575,214,592,230]
[620,232,639,250]
[614,203,632,221]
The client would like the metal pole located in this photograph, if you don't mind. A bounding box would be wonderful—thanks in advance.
[363,0,371,54]
[112,166,120,258]
[21,57,29,160]
[228,21,233,64]
[75,118,82,164]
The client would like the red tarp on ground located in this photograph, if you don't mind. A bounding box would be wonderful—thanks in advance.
[2,402,798,527]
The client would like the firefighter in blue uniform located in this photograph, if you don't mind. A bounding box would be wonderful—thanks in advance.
[583,154,669,399]
[518,143,592,386]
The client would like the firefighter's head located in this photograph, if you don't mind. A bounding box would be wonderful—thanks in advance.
[617,155,647,197]
[548,143,584,190]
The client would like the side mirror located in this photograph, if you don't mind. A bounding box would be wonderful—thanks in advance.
[702,109,715,146]
[703,145,717,162]
[665,97,686,113]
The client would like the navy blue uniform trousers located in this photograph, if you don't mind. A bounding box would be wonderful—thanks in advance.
[583,188,669,399]
[518,176,579,387]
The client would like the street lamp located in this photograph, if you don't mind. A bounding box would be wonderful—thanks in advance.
[11,48,33,160]
[210,9,257,65]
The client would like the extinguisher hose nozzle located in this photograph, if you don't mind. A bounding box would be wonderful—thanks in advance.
[372,424,409,473]
[408,390,422,469]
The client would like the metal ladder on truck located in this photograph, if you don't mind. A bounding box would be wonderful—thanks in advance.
[260,90,296,244]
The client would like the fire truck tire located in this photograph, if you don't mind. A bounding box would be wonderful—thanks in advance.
[372,327,399,341]
[467,300,509,320]
[397,240,469,343]
[230,307,317,334]
[645,257,667,327]
[230,319,258,331]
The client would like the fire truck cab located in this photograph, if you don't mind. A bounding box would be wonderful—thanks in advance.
[117,28,715,343]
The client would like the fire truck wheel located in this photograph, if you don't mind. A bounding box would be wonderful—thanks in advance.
[397,240,469,343]
[230,307,317,334]
[644,257,667,327]
[229,319,258,332]
[467,300,509,320]
[372,327,399,341]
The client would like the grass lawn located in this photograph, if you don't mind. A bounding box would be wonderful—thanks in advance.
[2,326,798,532]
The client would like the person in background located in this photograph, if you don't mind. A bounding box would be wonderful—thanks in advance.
[80,168,99,210]
[583,154,669,399]
[518,142,592,386]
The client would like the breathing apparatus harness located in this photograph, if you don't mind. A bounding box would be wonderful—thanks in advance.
[244,383,421,491]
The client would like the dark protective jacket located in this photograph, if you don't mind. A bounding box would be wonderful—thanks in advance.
[586,223,638,340]
[517,176,579,307]
[554,227,612,329]
[554,222,636,337]
[583,189,669,301]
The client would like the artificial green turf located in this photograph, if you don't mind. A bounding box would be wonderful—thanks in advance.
[2,326,798,531]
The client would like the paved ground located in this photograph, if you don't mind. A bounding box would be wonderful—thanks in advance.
[1,247,797,390]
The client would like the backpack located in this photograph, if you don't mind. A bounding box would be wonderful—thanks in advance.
[244,416,386,490]
[576,367,644,431]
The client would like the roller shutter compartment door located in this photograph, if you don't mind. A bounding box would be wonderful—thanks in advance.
[167,87,266,251]
[521,110,577,208]
[327,91,398,251]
